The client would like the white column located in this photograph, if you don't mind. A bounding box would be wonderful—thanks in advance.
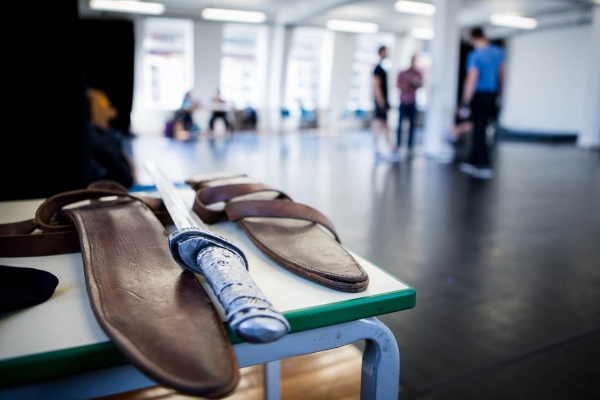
[256,25,270,131]
[130,16,147,136]
[577,6,600,149]
[265,24,294,131]
[423,0,461,161]
[326,32,356,126]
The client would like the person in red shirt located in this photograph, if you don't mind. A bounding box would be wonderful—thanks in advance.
[395,55,423,157]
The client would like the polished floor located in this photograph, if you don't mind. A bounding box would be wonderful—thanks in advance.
[128,130,600,400]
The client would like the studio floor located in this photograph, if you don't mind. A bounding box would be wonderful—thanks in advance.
[127,129,599,400]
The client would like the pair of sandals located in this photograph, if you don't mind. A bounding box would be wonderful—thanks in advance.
[0,174,369,398]
[185,173,369,293]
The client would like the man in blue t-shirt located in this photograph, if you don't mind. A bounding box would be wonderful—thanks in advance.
[459,27,505,179]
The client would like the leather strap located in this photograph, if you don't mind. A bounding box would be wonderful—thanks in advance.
[193,183,291,224]
[185,173,248,191]
[0,183,172,258]
[225,200,341,243]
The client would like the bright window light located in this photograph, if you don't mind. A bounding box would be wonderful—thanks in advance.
[201,8,266,23]
[326,20,378,34]
[490,14,538,29]
[89,0,165,15]
[411,28,434,40]
[395,1,435,16]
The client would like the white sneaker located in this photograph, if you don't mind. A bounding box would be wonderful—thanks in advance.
[472,167,494,179]
[459,163,476,175]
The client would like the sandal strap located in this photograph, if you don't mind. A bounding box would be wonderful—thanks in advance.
[185,172,248,191]
[0,219,37,236]
[225,200,341,243]
[0,180,173,257]
[36,188,144,232]
[193,183,291,224]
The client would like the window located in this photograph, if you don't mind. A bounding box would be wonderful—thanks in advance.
[347,33,395,112]
[219,24,263,109]
[141,18,194,110]
[285,27,333,112]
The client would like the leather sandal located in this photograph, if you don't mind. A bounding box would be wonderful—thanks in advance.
[185,174,369,293]
[0,180,240,398]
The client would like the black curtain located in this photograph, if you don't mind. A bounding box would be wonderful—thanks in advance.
[1,0,91,200]
[79,18,135,136]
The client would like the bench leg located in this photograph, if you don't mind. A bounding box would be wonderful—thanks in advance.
[264,360,281,400]
[359,319,400,400]
[235,317,400,400]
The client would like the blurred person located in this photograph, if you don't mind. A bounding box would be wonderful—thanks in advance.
[208,88,232,137]
[444,105,475,162]
[458,27,505,179]
[372,46,400,162]
[395,55,423,157]
[177,90,200,132]
[86,88,135,187]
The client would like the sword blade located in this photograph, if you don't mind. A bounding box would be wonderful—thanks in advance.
[145,163,207,231]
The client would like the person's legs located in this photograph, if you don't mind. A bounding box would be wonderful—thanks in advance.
[396,105,406,150]
[468,93,492,168]
[406,103,417,151]
[183,112,193,131]
[222,113,232,133]
[209,112,217,132]
[372,106,388,155]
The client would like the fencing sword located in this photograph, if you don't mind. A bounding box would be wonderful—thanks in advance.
[144,163,290,343]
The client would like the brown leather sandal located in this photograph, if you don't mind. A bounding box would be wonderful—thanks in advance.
[0,180,240,398]
[185,174,369,293]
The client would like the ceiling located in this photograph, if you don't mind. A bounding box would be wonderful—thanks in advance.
[78,0,598,38]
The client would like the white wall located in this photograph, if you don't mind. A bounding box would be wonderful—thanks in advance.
[501,26,591,135]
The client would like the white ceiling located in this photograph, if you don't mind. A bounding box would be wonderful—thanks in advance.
[79,0,598,37]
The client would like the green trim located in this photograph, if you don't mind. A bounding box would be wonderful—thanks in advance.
[0,259,416,389]
[0,341,128,389]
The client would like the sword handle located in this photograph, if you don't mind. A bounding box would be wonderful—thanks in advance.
[168,227,290,343]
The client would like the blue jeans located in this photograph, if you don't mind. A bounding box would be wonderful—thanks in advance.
[397,103,417,149]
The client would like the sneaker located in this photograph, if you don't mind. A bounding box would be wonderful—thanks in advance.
[388,152,403,162]
[459,163,476,175]
[471,167,494,179]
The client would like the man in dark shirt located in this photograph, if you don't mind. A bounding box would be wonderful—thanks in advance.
[372,46,398,161]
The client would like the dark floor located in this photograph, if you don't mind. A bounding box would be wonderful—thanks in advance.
[129,130,600,400]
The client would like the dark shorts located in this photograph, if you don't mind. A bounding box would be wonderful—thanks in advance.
[374,104,388,121]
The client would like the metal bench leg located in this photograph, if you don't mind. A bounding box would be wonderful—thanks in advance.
[359,319,400,400]
[264,360,281,400]
[235,317,400,400]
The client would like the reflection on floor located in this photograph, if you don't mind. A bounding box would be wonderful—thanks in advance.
[98,345,363,400]
[127,130,600,400]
